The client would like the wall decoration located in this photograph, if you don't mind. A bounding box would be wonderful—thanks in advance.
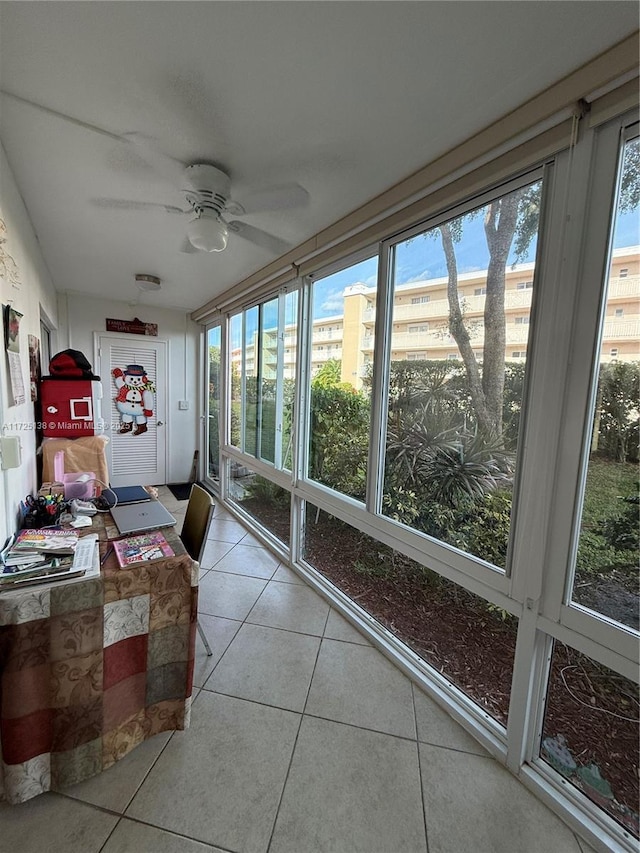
[28,334,41,402]
[0,218,21,289]
[112,364,156,436]
[3,304,25,405]
[106,317,158,336]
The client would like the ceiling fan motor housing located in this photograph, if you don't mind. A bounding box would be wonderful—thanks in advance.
[183,164,231,216]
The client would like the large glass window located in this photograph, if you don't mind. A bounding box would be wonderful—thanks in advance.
[571,135,639,630]
[206,324,222,480]
[227,458,290,548]
[540,642,639,838]
[229,290,298,471]
[307,256,378,501]
[382,180,543,570]
[302,501,517,725]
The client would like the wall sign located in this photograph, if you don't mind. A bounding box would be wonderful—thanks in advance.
[106,317,158,336]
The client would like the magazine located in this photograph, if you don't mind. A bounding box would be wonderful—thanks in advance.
[9,528,79,554]
[113,531,175,568]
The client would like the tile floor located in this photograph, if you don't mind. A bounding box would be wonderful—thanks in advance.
[1,486,599,853]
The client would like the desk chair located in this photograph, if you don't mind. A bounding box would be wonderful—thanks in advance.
[180,483,215,656]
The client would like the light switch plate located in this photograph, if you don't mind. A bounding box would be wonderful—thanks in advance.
[178,400,189,410]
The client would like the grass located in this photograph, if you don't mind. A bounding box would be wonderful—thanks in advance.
[581,457,638,530]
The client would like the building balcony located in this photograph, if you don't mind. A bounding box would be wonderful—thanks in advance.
[601,318,640,340]
[608,274,640,299]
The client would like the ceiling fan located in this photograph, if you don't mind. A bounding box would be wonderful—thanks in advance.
[94,159,309,255]
[0,89,309,255]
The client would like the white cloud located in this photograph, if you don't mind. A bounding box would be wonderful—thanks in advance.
[320,289,344,313]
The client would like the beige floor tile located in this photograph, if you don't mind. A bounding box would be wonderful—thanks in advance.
[125,692,300,853]
[419,744,583,853]
[324,608,371,644]
[0,792,118,853]
[305,638,416,738]
[247,579,329,635]
[239,531,265,547]
[198,570,267,620]
[199,538,234,569]
[204,622,320,710]
[102,818,226,853]
[211,543,280,579]
[413,686,488,756]
[193,613,242,687]
[271,564,305,584]
[206,518,248,543]
[65,731,172,812]
[270,716,427,853]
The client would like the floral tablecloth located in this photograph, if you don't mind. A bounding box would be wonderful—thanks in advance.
[0,515,198,804]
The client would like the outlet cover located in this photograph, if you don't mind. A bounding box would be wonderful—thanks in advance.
[178,400,189,410]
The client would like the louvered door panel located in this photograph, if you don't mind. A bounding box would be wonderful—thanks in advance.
[97,336,167,486]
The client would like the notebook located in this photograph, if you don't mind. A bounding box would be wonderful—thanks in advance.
[107,485,152,506]
[110,500,177,535]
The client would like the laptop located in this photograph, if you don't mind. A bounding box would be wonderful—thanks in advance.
[111,500,177,535]
[105,485,152,506]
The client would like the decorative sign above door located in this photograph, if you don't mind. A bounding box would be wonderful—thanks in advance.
[106,317,158,336]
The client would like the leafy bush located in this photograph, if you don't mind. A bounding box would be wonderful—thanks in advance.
[597,494,639,552]
[457,490,513,568]
[246,475,289,507]
[309,361,370,499]
[575,530,623,575]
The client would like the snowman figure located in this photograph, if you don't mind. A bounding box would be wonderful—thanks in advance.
[112,364,155,435]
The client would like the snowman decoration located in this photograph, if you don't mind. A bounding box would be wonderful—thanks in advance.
[112,364,155,436]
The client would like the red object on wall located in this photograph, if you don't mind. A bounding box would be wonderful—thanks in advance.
[40,379,103,437]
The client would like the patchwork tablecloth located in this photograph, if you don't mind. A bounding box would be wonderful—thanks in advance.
[0,517,198,804]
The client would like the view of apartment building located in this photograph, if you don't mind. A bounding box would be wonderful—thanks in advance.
[231,245,639,387]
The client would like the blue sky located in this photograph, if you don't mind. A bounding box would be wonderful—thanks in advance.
[312,204,639,320]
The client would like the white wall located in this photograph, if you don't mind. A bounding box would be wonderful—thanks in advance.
[59,292,200,485]
[0,141,202,546]
[0,142,59,544]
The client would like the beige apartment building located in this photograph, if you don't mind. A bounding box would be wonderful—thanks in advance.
[233,245,639,387]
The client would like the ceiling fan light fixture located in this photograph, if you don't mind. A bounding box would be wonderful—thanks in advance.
[134,273,161,291]
[186,211,228,252]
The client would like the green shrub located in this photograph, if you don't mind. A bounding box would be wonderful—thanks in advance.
[458,490,513,568]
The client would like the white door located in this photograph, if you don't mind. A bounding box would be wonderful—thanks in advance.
[95,334,167,486]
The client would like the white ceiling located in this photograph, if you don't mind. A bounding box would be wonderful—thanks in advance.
[0,2,637,313]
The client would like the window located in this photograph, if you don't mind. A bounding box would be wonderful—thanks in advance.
[385,177,542,569]
[411,295,430,304]
[614,308,624,317]
[514,316,530,324]
[474,287,487,296]
[516,280,533,290]
[408,324,429,333]
[229,290,298,470]
[206,325,222,480]
[570,134,639,629]
[407,352,427,360]
[511,351,524,358]
[619,268,629,278]
[308,254,378,502]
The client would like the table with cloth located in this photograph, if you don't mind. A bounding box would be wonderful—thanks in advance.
[0,513,198,804]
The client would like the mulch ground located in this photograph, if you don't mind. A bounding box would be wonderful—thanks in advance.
[242,499,639,835]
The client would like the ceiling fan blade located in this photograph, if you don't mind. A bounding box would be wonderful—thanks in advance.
[229,183,309,215]
[228,221,289,256]
[121,133,188,187]
[0,89,126,142]
[92,198,186,214]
